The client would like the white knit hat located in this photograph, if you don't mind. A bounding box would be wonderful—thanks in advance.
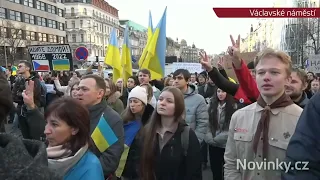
[128,86,148,105]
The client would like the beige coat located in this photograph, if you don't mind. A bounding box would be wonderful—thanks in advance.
[224,102,302,180]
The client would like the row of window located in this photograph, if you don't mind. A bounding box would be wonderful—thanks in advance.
[66,34,109,45]
[68,7,119,26]
[0,27,65,43]
[0,8,65,31]
[7,0,64,17]
[67,19,118,36]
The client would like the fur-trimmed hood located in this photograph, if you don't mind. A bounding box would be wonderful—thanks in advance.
[0,133,61,179]
[107,91,121,104]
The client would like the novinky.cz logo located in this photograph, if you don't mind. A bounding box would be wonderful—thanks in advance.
[236,159,309,173]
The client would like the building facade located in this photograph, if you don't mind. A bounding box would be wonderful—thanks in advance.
[64,0,120,60]
[279,0,320,66]
[166,37,180,58]
[179,39,199,63]
[119,20,147,60]
[0,0,66,64]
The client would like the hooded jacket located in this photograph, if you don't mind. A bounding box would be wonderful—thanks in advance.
[183,85,209,143]
[107,91,125,115]
[0,133,60,180]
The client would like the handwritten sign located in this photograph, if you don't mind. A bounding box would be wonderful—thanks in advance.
[172,63,203,73]
[306,54,320,73]
[28,44,73,72]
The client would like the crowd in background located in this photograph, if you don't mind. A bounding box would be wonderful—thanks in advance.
[0,35,320,180]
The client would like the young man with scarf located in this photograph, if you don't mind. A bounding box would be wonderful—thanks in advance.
[224,48,303,180]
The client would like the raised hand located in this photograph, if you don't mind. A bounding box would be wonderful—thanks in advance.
[228,35,241,58]
[217,56,225,70]
[22,80,36,109]
[199,51,213,72]
[227,34,242,68]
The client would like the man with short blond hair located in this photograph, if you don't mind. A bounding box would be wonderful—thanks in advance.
[224,48,302,180]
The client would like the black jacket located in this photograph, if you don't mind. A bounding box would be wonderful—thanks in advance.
[125,123,202,180]
[0,68,13,132]
[12,72,42,107]
[122,104,154,179]
[154,123,202,180]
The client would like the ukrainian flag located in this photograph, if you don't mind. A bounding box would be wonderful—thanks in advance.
[121,26,133,84]
[91,115,118,152]
[140,7,167,80]
[104,28,121,83]
[52,59,70,71]
[115,120,141,177]
[138,10,153,68]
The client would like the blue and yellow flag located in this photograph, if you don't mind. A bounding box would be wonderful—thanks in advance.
[121,26,133,84]
[91,115,118,152]
[139,7,167,80]
[115,120,141,177]
[139,10,154,68]
[104,28,121,83]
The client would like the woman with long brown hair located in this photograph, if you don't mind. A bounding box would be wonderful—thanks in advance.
[140,87,202,180]
[115,86,154,179]
[104,78,124,114]
[204,88,238,180]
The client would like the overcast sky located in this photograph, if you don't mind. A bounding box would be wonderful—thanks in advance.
[108,0,274,54]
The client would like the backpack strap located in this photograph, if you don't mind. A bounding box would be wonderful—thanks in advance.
[181,126,190,156]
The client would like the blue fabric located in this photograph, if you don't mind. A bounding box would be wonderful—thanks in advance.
[282,93,320,179]
[64,151,104,180]
[124,120,141,146]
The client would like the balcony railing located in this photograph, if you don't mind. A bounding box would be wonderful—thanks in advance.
[64,12,91,18]
[64,13,121,28]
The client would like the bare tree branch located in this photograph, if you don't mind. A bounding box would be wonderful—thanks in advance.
[1,20,27,63]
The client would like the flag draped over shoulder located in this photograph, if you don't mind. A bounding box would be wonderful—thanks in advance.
[139,7,167,80]
[104,28,121,83]
[91,115,118,152]
[121,26,133,85]
[115,120,142,177]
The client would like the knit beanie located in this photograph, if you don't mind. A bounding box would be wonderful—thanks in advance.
[128,86,148,105]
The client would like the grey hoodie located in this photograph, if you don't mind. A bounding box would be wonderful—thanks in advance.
[183,85,209,143]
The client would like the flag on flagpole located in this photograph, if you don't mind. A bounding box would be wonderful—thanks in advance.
[121,26,133,84]
[104,28,121,83]
[138,10,154,68]
[140,7,167,80]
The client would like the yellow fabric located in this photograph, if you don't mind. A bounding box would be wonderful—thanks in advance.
[91,128,110,152]
[228,77,236,83]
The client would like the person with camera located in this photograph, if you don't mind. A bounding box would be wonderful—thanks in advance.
[12,60,43,140]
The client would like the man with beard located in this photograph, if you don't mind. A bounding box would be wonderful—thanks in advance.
[285,68,309,108]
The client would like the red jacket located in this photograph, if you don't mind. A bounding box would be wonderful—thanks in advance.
[233,59,260,101]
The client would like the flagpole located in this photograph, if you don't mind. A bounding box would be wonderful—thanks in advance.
[121,46,125,96]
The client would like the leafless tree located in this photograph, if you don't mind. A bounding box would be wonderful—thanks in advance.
[303,18,320,55]
[0,20,31,65]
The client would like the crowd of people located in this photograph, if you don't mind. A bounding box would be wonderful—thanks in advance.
[0,34,320,180]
